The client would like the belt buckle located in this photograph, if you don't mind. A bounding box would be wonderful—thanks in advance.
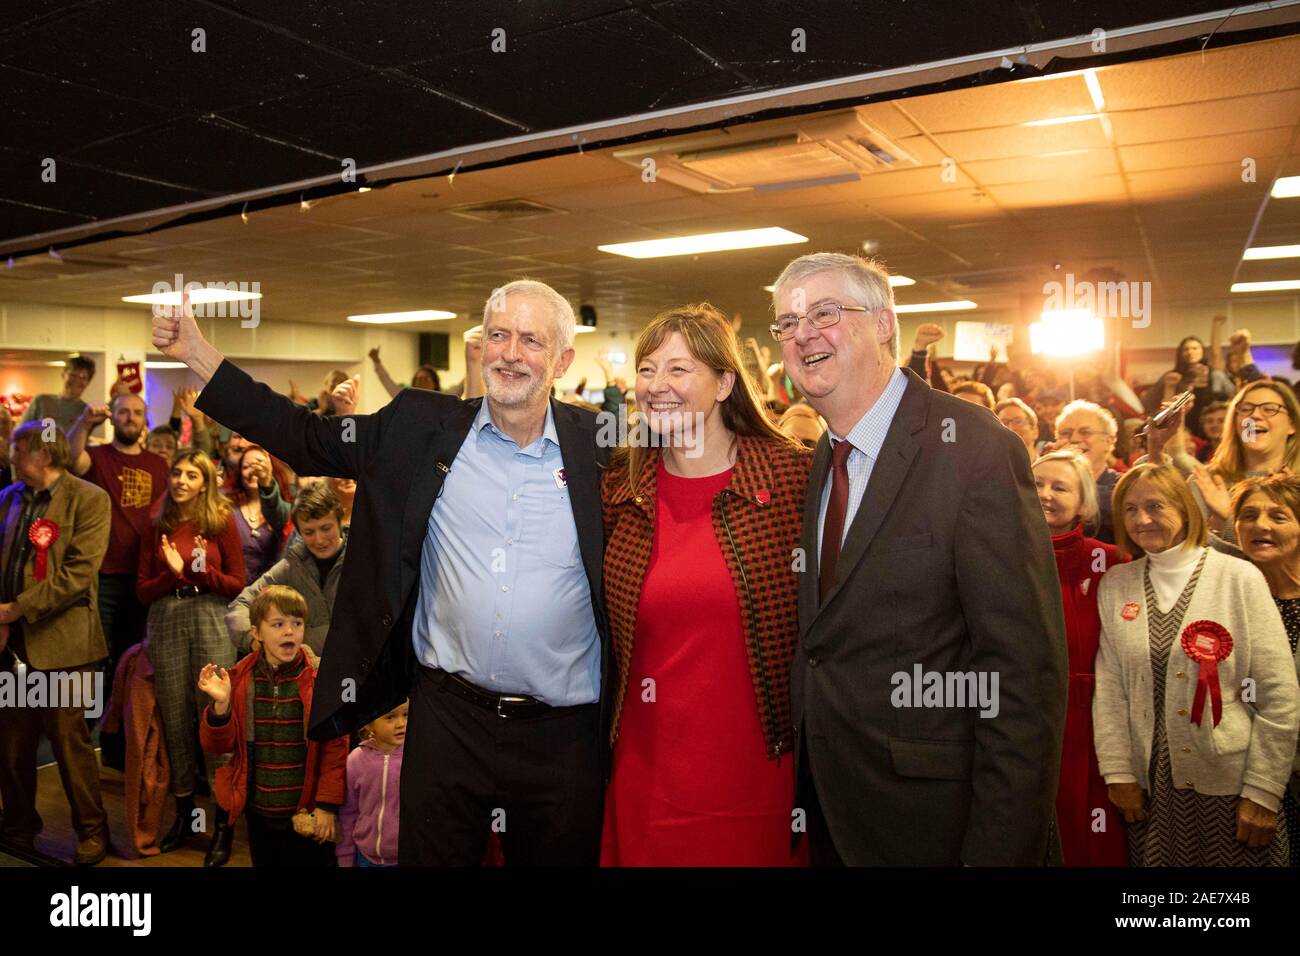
[496,695,529,718]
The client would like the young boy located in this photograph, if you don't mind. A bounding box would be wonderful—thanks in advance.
[198,585,347,867]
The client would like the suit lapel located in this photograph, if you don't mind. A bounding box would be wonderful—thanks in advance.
[551,399,604,614]
[798,434,831,637]
[805,370,930,626]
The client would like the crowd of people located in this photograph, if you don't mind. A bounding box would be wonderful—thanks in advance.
[0,251,1298,869]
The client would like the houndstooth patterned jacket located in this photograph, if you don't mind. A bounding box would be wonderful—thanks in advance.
[601,433,813,759]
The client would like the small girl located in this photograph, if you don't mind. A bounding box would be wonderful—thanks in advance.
[337,701,406,867]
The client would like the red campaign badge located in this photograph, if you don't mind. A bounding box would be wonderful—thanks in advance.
[1121,602,1140,621]
[755,488,771,505]
[1180,620,1233,728]
[28,518,60,581]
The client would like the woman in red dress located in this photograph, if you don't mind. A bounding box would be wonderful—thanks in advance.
[601,304,812,866]
[1032,450,1128,866]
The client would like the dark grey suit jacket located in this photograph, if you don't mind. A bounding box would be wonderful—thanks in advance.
[793,368,1067,865]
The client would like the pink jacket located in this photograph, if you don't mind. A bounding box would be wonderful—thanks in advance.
[337,739,402,866]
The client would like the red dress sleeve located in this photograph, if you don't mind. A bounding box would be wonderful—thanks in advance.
[136,523,181,605]
[200,515,246,599]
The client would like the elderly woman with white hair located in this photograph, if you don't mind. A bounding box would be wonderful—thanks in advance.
[1054,399,1122,543]
[1094,463,1300,866]
[1033,450,1129,865]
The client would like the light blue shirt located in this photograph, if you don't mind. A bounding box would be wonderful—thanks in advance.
[817,366,909,557]
[412,401,600,706]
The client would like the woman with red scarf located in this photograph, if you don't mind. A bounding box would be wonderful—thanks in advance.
[1033,450,1128,865]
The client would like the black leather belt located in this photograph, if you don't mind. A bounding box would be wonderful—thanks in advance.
[172,586,208,599]
[433,668,554,719]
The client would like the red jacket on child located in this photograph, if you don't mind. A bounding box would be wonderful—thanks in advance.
[199,647,347,821]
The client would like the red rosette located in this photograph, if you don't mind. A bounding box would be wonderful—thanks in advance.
[28,518,60,581]
[1180,620,1233,728]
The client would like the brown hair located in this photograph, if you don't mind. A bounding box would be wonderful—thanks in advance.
[1232,473,1300,526]
[1111,462,1208,558]
[230,444,270,506]
[1207,379,1300,486]
[249,584,309,629]
[610,303,801,488]
[11,420,71,470]
[66,355,96,379]
[159,448,230,535]
[952,380,996,410]
[291,482,345,529]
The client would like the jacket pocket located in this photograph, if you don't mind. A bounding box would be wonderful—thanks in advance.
[888,736,974,780]
[1207,702,1251,759]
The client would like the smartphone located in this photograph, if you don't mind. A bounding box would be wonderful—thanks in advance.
[1145,389,1194,433]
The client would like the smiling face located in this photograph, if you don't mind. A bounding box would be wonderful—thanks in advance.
[239,448,269,492]
[997,405,1038,453]
[482,293,574,409]
[1235,386,1296,459]
[1122,478,1187,554]
[61,365,92,400]
[255,606,306,667]
[635,331,733,443]
[1235,490,1300,571]
[1033,459,1084,533]
[776,271,895,432]
[1056,409,1114,475]
[168,457,206,506]
[147,432,177,461]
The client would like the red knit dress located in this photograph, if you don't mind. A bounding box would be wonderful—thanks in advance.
[1052,522,1128,867]
[600,461,803,866]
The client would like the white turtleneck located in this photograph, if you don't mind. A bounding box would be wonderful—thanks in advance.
[1144,541,1205,614]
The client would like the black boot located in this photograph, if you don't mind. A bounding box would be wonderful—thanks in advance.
[159,795,195,853]
[204,810,234,868]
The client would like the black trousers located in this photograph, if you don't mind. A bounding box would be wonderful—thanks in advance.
[244,811,336,867]
[399,667,603,866]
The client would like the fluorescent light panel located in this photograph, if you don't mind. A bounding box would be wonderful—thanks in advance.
[893,300,977,314]
[123,289,262,305]
[1022,113,1098,127]
[1243,245,1300,260]
[1230,280,1300,292]
[1271,176,1300,199]
[347,310,457,324]
[1083,69,1105,112]
[599,227,806,259]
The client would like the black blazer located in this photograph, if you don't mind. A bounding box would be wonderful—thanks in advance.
[197,362,612,759]
[793,368,1067,865]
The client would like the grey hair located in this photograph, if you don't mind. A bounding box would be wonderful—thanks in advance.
[994,396,1038,429]
[770,252,899,356]
[1056,399,1118,438]
[483,279,576,351]
[1032,450,1100,530]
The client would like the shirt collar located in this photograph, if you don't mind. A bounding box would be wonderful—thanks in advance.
[474,399,559,453]
[826,366,908,461]
[20,473,63,503]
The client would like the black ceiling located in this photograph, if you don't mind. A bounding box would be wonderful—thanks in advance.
[0,0,1274,251]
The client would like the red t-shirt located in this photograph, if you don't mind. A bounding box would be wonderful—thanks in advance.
[85,444,172,575]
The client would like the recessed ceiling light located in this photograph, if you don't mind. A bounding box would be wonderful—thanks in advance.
[1271,176,1300,199]
[1022,113,1098,127]
[893,300,978,313]
[1243,245,1300,260]
[574,325,597,333]
[347,310,457,324]
[1230,280,1300,293]
[598,227,806,259]
[122,289,262,306]
[1083,69,1105,112]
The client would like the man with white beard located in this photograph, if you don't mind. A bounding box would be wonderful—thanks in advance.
[153,279,612,865]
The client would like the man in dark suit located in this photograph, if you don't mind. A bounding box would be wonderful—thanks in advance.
[153,280,610,865]
[771,253,1068,865]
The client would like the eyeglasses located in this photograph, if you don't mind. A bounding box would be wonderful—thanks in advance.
[1057,427,1103,441]
[1236,402,1288,418]
[770,303,870,342]
[999,417,1031,429]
